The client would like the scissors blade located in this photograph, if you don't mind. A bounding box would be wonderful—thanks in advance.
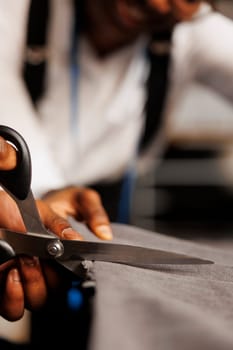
[58,239,213,267]
[0,230,213,268]
[13,190,51,236]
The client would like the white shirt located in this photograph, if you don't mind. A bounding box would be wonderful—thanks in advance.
[37,0,149,186]
[0,1,233,197]
[0,0,149,196]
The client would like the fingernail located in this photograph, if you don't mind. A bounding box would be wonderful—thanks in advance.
[10,268,21,282]
[95,225,113,240]
[62,227,83,240]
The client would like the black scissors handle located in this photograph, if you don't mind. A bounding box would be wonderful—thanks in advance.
[0,125,31,200]
[0,125,50,233]
[0,125,31,263]
[0,125,55,264]
[0,125,64,264]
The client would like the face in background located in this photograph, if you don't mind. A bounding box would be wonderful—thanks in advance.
[83,0,205,55]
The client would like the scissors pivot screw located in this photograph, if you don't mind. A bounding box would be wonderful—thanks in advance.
[47,240,64,258]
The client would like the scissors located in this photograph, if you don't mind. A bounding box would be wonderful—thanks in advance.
[0,125,213,275]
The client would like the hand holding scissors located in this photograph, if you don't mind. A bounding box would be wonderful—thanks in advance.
[0,126,112,321]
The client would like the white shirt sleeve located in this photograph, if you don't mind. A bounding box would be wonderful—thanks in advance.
[173,11,233,103]
[0,0,66,197]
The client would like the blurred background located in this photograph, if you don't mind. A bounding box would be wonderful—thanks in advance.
[131,0,233,240]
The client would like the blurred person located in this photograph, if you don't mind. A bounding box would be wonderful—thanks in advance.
[1,0,233,225]
[1,0,233,349]
[0,0,213,225]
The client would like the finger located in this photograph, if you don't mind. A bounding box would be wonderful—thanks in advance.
[18,256,48,310]
[0,136,17,170]
[0,259,15,273]
[41,187,113,239]
[42,187,82,219]
[0,268,24,321]
[0,193,26,232]
[77,189,113,240]
[40,261,65,291]
[37,200,83,240]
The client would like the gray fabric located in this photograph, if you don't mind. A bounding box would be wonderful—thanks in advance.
[72,222,233,350]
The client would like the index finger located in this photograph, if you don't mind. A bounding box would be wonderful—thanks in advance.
[77,189,113,240]
[37,200,84,240]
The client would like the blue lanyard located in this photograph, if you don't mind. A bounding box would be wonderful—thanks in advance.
[117,167,136,224]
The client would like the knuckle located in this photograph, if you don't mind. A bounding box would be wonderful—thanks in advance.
[80,188,101,202]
